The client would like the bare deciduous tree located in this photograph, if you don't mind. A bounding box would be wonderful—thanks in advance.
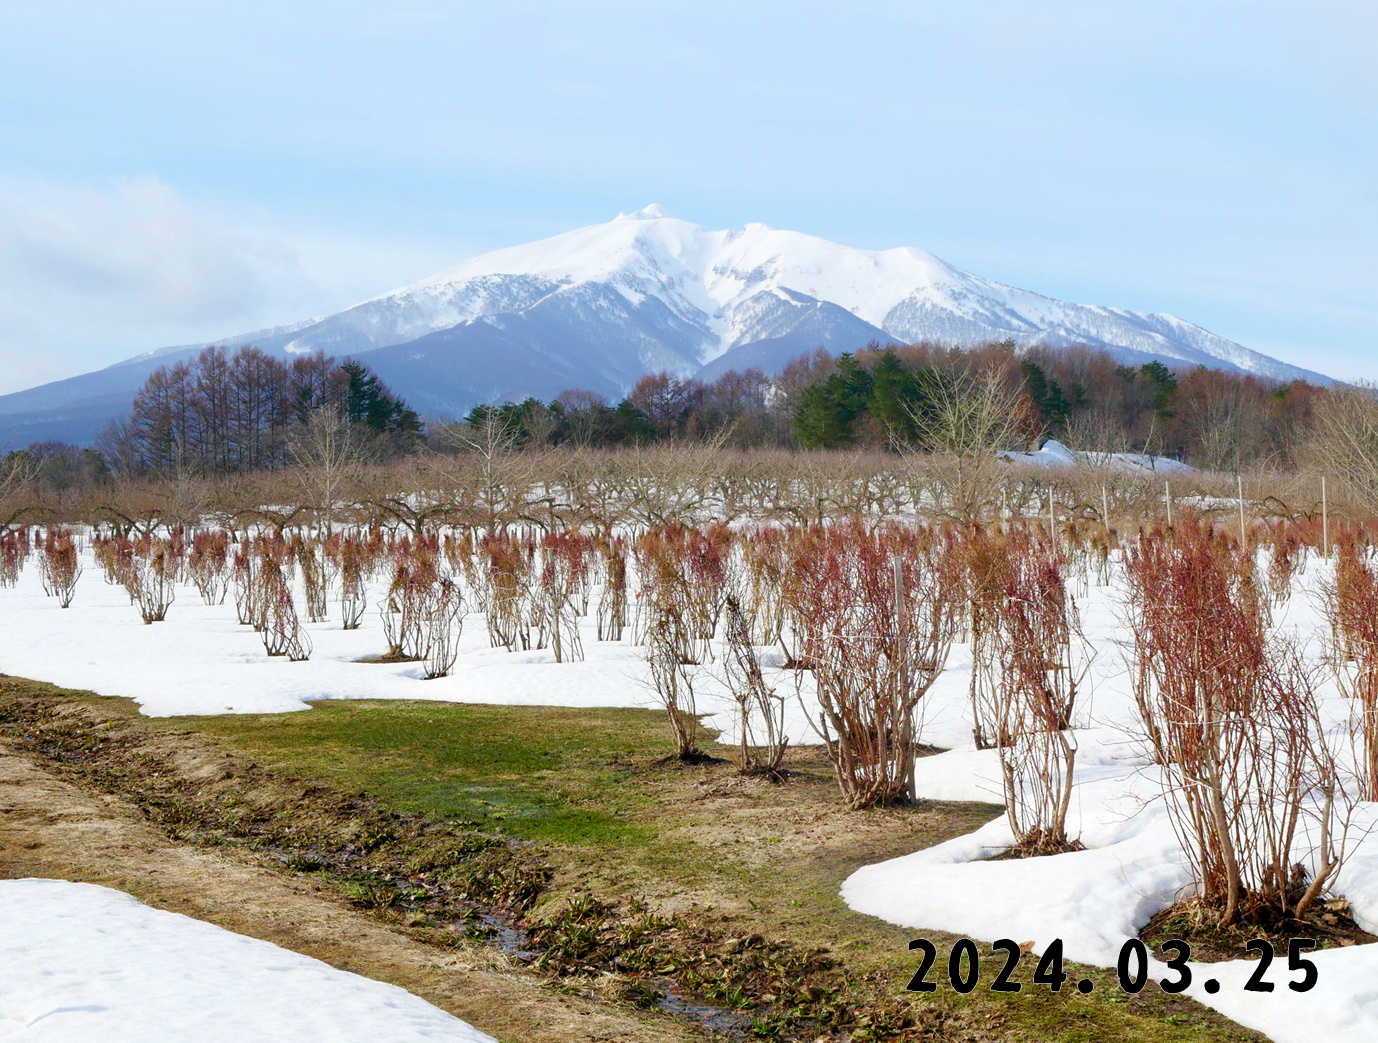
[289,407,369,536]
[903,367,1027,524]
[0,453,39,532]
[442,411,537,530]
[1310,382,1378,513]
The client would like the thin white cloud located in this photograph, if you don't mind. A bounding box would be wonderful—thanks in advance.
[0,177,462,394]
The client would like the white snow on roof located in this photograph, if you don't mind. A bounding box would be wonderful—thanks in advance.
[1002,438,1194,474]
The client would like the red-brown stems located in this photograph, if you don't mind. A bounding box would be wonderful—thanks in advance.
[1126,513,1347,925]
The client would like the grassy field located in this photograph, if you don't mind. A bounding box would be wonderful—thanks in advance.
[187,702,674,847]
[166,698,1264,1043]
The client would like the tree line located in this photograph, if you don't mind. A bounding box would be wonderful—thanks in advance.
[0,337,1359,494]
[449,339,1329,471]
[96,346,421,475]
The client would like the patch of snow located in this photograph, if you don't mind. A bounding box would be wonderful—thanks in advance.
[0,879,495,1042]
[1002,438,1194,474]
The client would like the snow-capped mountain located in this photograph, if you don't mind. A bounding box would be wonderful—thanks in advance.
[0,205,1332,447]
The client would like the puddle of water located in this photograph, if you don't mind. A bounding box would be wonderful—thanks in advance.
[480,913,538,961]
[654,983,753,1037]
[477,912,750,1037]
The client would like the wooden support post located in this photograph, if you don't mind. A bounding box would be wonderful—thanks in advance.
[894,555,914,802]
[1322,476,1330,558]
[1238,473,1247,549]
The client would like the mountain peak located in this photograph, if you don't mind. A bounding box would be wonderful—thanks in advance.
[150,209,1343,392]
[0,209,1334,449]
[624,203,672,220]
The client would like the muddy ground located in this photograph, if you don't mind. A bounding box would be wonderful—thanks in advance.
[0,732,693,1043]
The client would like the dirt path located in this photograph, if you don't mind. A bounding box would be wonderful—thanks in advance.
[0,736,696,1043]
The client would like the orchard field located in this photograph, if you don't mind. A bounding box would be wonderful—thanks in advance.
[3,445,1378,1043]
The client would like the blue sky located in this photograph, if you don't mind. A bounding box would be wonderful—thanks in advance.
[1,0,1374,393]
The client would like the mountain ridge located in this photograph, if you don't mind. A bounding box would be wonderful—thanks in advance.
[0,207,1333,448]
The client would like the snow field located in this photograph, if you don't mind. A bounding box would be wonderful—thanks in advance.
[4,541,1378,1041]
